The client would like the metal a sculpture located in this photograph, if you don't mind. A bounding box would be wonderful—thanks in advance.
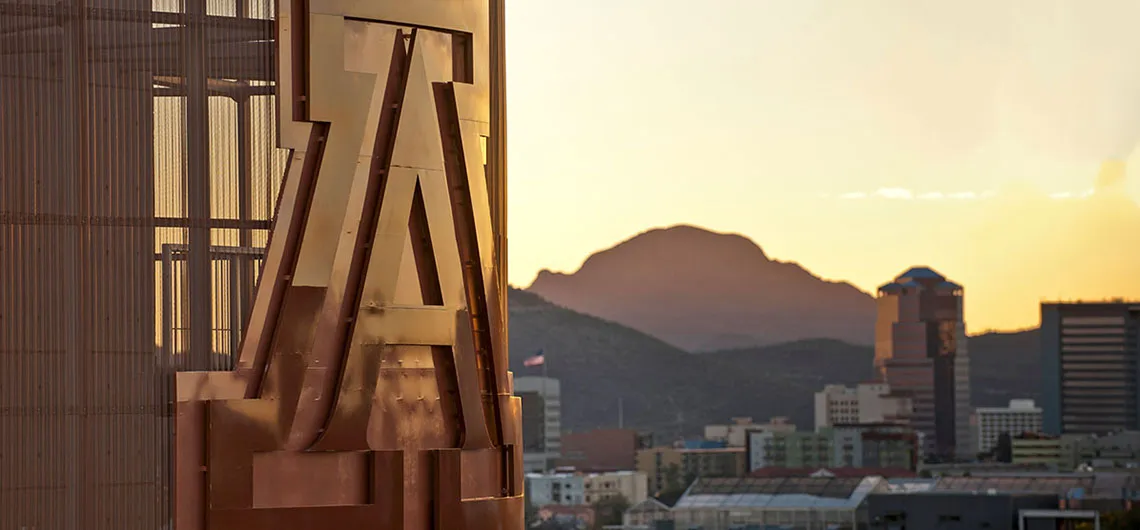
[173,1,519,528]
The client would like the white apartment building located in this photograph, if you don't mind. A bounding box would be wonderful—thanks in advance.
[814,383,911,429]
[516,376,561,472]
[526,473,585,506]
[526,470,647,507]
[583,470,648,505]
[976,399,1043,454]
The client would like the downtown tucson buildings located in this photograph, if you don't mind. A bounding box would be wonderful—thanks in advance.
[1041,301,1140,435]
[875,267,972,460]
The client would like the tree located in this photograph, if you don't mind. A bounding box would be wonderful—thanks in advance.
[655,463,690,507]
[994,433,1013,463]
[592,495,631,530]
[663,463,683,494]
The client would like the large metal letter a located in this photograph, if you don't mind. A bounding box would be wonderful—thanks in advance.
[172,1,519,529]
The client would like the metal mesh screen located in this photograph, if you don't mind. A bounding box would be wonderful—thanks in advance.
[0,0,285,525]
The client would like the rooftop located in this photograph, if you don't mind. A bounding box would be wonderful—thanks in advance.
[749,467,917,479]
[673,477,884,510]
[896,266,944,279]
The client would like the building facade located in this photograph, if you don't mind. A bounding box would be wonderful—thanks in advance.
[815,383,913,429]
[583,470,649,505]
[875,267,972,460]
[704,416,796,446]
[558,428,647,472]
[672,477,887,530]
[1010,434,1074,469]
[748,430,833,471]
[526,470,648,507]
[636,446,685,494]
[832,425,920,470]
[1041,302,1140,435]
[527,473,587,506]
[622,498,674,530]
[748,426,919,472]
[976,399,1044,454]
[679,447,748,480]
[517,376,563,472]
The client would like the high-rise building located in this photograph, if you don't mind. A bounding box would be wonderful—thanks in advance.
[1041,302,1140,435]
[975,399,1043,454]
[814,383,912,429]
[875,267,972,460]
[517,376,563,472]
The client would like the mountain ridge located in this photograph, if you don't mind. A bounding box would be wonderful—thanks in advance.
[527,224,877,351]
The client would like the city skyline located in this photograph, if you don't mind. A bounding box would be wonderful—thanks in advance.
[505,1,1140,332]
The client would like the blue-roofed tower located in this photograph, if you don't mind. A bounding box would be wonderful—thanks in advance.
[875,266,971,462]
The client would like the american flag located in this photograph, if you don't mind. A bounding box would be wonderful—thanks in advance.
[523,350,545,367]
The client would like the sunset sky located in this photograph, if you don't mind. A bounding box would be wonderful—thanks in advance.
[503,0,1140,332]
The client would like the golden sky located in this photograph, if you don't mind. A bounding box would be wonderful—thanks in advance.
[503,0,1140,332]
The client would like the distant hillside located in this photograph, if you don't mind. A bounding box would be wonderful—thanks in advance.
[970,329,1042,406]
[508,289,1041,436]
[510,288,873,437]
[526,225,876,351]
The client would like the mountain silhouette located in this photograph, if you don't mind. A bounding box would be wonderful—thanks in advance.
[527,225,876,351]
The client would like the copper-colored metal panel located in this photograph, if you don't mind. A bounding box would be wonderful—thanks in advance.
[251,451,370,507]
[164,0,518,528]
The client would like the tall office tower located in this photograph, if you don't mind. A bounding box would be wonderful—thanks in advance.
[1041,302,1140,435]
[875,267,972,460]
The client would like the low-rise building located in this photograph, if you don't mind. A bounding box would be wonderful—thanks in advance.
[536,505,594,530]
[526,472,586,506]
[704,416,796,447]
[584,470,649,505]
[637,444,747,492]
[558,428,647,472]
[636,446,684,494]
[621,497,673,530]
[815,382,912,429]
[833,424,919,470]
[672,476,888,529]
[528,470,649,508]
[866,492,1064,530]
[1073,431,1140,470]
[1007,431,1140,471]
[748,424,919,472]
[1010,433,1072,468]
[680,447,747,480]
[748,430,832,471]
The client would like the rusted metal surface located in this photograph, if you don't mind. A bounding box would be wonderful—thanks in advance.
[1,0,515,526]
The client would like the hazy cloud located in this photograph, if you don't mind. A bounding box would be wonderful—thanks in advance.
[837,187,1085,201]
